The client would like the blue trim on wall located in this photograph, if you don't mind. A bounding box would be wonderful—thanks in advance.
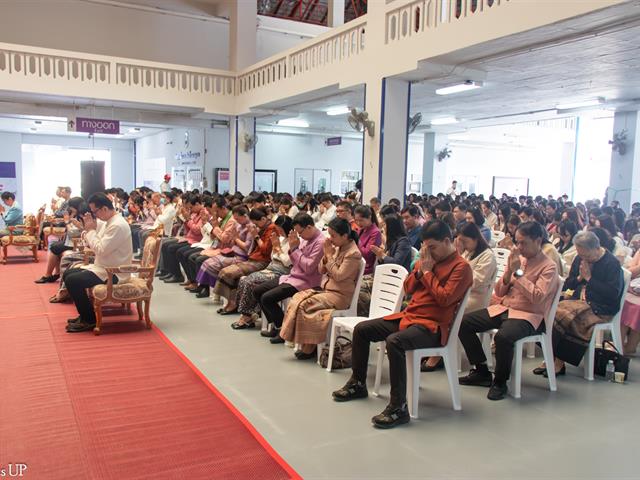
[133,140,137,188]
[252,117,256,192]
[403,82,411,206]
[234,116,239,192]
[377,78,387,201]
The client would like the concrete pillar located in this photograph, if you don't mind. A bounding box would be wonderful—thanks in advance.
[229,116,256,194]
[608,111,640,211]
[229,0,256,71]
[560,140,576,199]
[327,0,345,27]
[422,132,449,195]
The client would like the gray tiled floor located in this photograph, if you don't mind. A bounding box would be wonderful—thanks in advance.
[152,281,639,480]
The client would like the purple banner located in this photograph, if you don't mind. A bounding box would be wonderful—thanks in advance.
[74,117,120,135]
[0,162,16,178]
[326,136,342,146]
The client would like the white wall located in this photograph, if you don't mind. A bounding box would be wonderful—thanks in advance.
[255,133,363,195]
[0,2,328,70]
[135,127,230,191]
[0,132,133,209]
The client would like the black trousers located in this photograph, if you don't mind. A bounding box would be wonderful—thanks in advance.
[257,279,298,328]
[351,318,441,407]
[188,254,210,283]
[130,224,142,252]
[162,240,189,277]
[458,309,537,383]
[63,268,115,324]
[178,247,203,281]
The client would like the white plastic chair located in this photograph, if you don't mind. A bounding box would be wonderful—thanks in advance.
[316,258,367,363]
[508,276,563,399]
[583,268,631,381]
[494,248,510,278]
[405,289,471,417]
[491,230,505,247]
[326,264,408,385]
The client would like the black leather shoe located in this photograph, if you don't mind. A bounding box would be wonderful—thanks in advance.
[487,382,508,401]
[195,289,210,298]
[372,404,410,429]
[294,349,316,360]
[261,327,278,337]
[66,316,82,325]
[421,357,444,372]
[269,336,285,344]
[543,366,566,378]
[35,274,59,284]
[532,366,547,375]
[332,380,368,402]
[66,321,96,333]
[459,367,492,387]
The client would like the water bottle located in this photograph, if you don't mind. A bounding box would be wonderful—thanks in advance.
[605,360,615,382]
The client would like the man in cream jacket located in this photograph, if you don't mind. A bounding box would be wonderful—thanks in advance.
[65,192,132,333]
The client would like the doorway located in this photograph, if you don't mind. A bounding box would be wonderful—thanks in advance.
[81,161,106,199]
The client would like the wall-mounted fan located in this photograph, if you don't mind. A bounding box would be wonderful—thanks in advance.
[408,112,422,134]
[348,108,375,137]
[242,132,258,152]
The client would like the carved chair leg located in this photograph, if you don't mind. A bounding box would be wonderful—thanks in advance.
[32,245,38,262]
[136,301,144,322]
[93,304,103,335]
[2,245,7,264]
[144,299,152,329]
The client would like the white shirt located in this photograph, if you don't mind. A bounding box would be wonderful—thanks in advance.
[81,213,133,281]
[192,221,215,249]
[446,186,458,196]
[159,181,170,193]
[152,203,176,236]
[313,204,336,230]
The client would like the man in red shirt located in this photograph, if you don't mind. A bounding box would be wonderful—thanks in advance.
[332,220,473,429]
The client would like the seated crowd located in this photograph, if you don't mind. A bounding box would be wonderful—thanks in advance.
[17,183,640,428]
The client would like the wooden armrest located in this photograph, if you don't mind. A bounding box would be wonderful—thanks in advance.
[105,265,155,275]
[8,225,26,231]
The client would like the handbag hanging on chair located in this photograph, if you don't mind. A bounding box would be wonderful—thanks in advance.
[594,340,630,379]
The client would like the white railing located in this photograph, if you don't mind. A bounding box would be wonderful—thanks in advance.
[385,0,508,44]
[0,47,111,84]
[0,44,236,100]
[237,18,367,95]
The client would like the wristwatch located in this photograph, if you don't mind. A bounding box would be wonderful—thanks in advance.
[513,269,524,279]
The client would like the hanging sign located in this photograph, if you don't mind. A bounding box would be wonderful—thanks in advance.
[68,117,120,135]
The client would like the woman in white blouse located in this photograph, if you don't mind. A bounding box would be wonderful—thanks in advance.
[422,222,497,371]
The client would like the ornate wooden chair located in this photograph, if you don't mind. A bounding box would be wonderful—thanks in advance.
[90,235,162,335]
[1,214,39,264]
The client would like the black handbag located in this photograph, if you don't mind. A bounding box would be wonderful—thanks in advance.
[594,341,630,379]
[319,336,352,370]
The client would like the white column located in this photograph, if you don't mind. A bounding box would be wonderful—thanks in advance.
[608,110,640,211]
[229,116,256,194]
[422,132,449,195]
[229,0,256,71]
[379,78,410,202]
[327,0,345,27]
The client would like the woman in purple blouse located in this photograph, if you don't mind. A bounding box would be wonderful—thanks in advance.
[354,205,382,275]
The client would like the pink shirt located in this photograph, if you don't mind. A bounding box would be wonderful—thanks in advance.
[279,229,325,291]
[488,251,559,329]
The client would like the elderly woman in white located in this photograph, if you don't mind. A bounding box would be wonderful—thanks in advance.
[422,221,497,371]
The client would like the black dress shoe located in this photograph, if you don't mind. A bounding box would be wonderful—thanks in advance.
[532,366,547,375]
[195,288,210,298]
[487,382,508,401]
[66,321,96,333]
[261,327,278,337]
[421,358,445,372]
[294,349,316,360]
[332,380,368,402]
[459,367,493,387]
[543,366,566,378]
[66,316,82,325]
[231,321,255,330]
[159,274,173,281]
[372,404,410,429]
[35,274,59,284]
[269,336,285,344]
[163,276,184,284]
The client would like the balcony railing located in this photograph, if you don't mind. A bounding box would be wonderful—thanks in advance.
[385,0,508,44]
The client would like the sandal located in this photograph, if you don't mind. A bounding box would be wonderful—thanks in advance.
[231,321,255,330]
[49,295,65,303]
[217,308,238,315]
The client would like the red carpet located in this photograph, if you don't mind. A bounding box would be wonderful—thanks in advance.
[0,251,299,480]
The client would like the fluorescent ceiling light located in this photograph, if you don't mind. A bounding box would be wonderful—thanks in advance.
[326,106,350,116]
[436,80,482,96]
[556,97,605,110]
[277,118,309,128]
[430,117,458,126]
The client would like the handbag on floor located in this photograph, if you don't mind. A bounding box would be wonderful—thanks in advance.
[319,336,352,370]
[594,341,630,379]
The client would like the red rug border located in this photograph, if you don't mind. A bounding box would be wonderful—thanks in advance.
[151,324,302,480]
